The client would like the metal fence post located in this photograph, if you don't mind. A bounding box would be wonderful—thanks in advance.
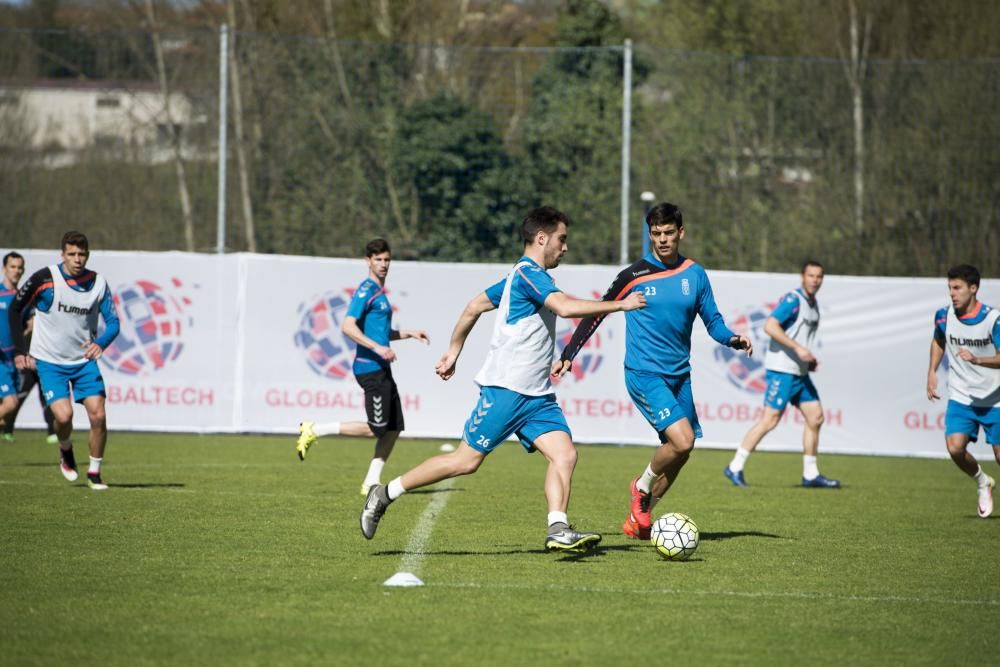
[619,38,632,266]
[216,24,229,255]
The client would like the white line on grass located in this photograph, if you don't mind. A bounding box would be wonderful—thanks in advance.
[434,581,999,607]
[393,478,456,580]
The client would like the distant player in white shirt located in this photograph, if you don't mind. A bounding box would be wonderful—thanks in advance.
[359,206,646,551]
[724,261,840,488]
[926,264,1000,518]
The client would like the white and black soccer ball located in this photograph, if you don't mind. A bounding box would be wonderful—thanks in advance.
[650,512,699,561]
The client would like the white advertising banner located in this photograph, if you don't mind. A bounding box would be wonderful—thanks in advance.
[8,249,997,459]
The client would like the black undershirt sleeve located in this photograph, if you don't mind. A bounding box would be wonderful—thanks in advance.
[9,267,52,356]
[560,262,649,363]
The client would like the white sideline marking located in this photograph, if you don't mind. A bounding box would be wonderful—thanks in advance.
[434,581,999,607]
[386,478,456,586]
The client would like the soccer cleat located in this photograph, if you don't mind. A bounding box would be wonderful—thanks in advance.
[360,484,391,540]
[545,524,602,552]
[87,472,108,491]
[628,477,653,530]
[802,474,841,488]
[59,448,79,482]
[622,513,651,540]
[723,466,750,487]
[1,433,14,443]
[977,475,995,519]
[296,421,317,461]
[360,483,371,497]
[46,434,58,445]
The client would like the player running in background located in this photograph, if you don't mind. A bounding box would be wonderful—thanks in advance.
[8,232,120,489]
[926,264,1000,518]
[558,202,752,540]
[0,252,56,443]
[723,261,840,488]
[295,238,429,497]
[359,206,646,551]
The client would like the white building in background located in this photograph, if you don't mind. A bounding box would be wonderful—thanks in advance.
[0,79,202,161]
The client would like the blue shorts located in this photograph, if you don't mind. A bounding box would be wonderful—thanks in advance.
[463,386,571,454]
[624,370,702,441]
[763,370,819,411]
[36,359,107,405]
[945,400,1000,445]
[0,360,17,398]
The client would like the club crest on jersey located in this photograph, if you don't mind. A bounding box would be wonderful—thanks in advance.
[681,278,690,296]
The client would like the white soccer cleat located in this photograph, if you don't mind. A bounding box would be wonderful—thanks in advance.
[977,475,994,519]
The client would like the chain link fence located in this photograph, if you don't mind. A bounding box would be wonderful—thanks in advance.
[1,27,996,276]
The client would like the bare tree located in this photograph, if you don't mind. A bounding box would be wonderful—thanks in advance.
[836,0,871,234]
[227,0,256,251]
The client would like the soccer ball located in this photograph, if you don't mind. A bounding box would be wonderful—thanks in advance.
[650,512,699,561]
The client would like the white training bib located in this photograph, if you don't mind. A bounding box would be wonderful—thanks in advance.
[30,265,107,365]
[944,305,1000,407]
[765,290,820,377]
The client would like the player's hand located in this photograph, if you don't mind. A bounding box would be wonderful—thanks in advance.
[375,344,397,362]
[796,345,816,365]
[404,329,430,344]
[808,359,818,372]
[82,341,103,360]
[957,347,975,363]
[731,335,754,357]
[14,354,35,371]
[620,291,646,311]
[551,359,572,378]
[926,372,940,401]
[435,350,459,380]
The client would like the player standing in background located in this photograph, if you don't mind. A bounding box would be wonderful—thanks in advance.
[557,202,752,540]
[723,261,840,488]
[0,252,27,438]
[927,264,1000,518]
[359,207,646,551]
[0,252,57,443]
[8,232,120,489]
[295,238,430,497]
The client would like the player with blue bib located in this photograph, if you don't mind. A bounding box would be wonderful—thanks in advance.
[559,202,752,540]
[724,260,840,489]
[359,207,646,552]
[8,232,119,490]
[294,238,430,497]
[927,264,1000,518]
[0,252,26,431]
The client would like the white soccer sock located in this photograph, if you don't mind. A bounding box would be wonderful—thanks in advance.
[387,477,406,500]
[973,466,990,487]
[803,455,819,480]
[637,464,657,493]
[88,457,102,474]
[729,447,751,473]
[547,511,568,527]
[312,422,341,437]
[363,458,385,487]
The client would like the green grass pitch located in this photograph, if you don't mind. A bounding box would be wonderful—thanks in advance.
[2,432,998,666]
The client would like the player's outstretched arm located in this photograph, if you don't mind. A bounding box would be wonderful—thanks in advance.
[391,329,430,344]
[927,338,945,400]
[435,292,496,380]
[543,290,645,319]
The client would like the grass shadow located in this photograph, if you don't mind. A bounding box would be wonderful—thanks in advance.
[701,530,782,541]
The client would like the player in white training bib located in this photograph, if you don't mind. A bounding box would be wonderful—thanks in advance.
[927,264,1000,518]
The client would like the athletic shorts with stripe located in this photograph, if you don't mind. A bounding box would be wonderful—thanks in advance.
[354,367,404,437]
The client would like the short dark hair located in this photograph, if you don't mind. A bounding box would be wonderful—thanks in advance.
[3,251,23,266]
[947,264,980,288]
[521,206,569,245]
[801,259,824,273]
[61,231,89,253]
[365,238,391,257]
[646,202,683,229]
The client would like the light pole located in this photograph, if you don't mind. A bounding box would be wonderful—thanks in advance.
[640,191,655,258]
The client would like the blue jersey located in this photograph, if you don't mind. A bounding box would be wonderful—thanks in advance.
[483,256,560,322]
[0,285,16,361]
[562,253,738,376]
[9,264,119,357]
[345,277,393,375]
[771,288,815,330]
[934,303,1000,344]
